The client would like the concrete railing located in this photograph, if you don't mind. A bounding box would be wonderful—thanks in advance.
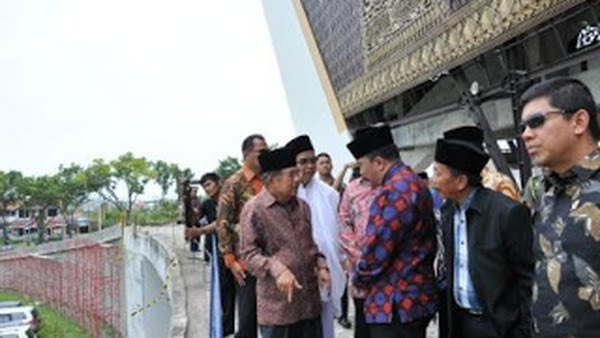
[124,227,187,338]
[8,225,122,256]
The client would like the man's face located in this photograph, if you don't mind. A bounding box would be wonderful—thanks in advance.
[316,156,332,176]
[246,138,268,172]
[296,150,317,185]
[520,97,577,171]
[271,167,300,201]
[357,156,382,188]
[432,162,463,200]
[201,179,220,199]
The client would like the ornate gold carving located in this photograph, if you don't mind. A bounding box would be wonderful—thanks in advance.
[338,0,585,116]
[362,0,449,67]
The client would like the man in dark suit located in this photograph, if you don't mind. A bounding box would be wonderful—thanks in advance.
[432,126,534,338]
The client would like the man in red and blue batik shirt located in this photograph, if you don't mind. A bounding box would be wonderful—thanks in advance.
[346,125,437,338]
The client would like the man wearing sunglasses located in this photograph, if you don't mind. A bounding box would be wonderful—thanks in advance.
[520,78,600,338]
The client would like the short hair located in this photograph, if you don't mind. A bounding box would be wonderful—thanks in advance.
[260,170,282,187]
[199,172,220,185]
[241,134,266,156]
[418,172,429,180]
[365,144,400,161]
[520,78,599,140]
[316,152,331,161]
[448,167,482,187]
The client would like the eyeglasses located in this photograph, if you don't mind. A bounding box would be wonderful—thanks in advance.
[297,157,318,166]
[518,110,565,135]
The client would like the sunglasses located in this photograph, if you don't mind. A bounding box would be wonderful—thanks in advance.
[297,157,318,166]
[518,110,565,135]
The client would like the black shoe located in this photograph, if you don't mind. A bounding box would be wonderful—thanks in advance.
[338,317,352,329]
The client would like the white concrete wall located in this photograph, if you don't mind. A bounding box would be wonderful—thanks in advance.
[261,0,353,172]
[124,228,186,338]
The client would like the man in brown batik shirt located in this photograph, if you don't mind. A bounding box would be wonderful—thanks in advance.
[240,147,331,338]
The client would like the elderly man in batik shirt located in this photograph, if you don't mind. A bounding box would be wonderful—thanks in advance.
[216,134,268,338]
[286,135,347,338]
[520,78,600,337]
[240,147,331,338]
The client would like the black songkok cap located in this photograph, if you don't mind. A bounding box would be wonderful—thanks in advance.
[443,126,484,151]
[435,126,489,174]
[258,147,296,173]
[285,135,314,158]
[346,125,395,159]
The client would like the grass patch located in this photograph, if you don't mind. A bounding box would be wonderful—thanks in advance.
[0,291,92,338]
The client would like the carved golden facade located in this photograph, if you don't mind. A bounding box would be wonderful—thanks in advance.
[324,0,585,117]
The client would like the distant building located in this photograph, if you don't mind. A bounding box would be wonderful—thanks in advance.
[1,203,66,239]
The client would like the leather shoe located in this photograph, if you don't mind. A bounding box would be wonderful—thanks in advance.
[338,317,352,329]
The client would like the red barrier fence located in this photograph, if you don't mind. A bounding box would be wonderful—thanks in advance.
[0,241,123,337]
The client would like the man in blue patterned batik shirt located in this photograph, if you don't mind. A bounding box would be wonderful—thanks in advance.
[433,126,534,338]
[346,125,438,338]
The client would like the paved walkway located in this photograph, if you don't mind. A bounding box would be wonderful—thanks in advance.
[146,224,437,338]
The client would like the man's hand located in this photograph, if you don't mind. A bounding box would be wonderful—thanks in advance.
[343,259,352,273]
[345,162,358,170]
[229,261,247,286]
[276,269,303,303]
[219,190,234,207]
[184,227,204,240]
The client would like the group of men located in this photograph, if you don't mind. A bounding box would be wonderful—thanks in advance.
[186,77,599,338]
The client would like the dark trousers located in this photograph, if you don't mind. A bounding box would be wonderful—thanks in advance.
[340,286,349,320]
[353,298,371,338]
[235,274,257,338]
[190,235,200,252]
[438,294,449,338]
[220,258,236,336]
[203,234,213,261]
[455,308,501,338]
[368,312,431,338]
[260,317,322,338]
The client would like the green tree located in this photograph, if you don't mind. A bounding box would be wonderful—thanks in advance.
[56,164,91,238]
[85,158,115,203]
[19,175,62,244]
[153,160,172,199]
[86,153,156,225]
[0,171,23,245]
[130,200,179,226]
[215,156,241,180]
[153,161,193,199]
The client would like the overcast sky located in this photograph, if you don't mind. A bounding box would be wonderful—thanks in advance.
[0,0,296,188]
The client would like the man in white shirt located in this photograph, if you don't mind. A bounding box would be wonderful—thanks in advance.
[286,135,347,338]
